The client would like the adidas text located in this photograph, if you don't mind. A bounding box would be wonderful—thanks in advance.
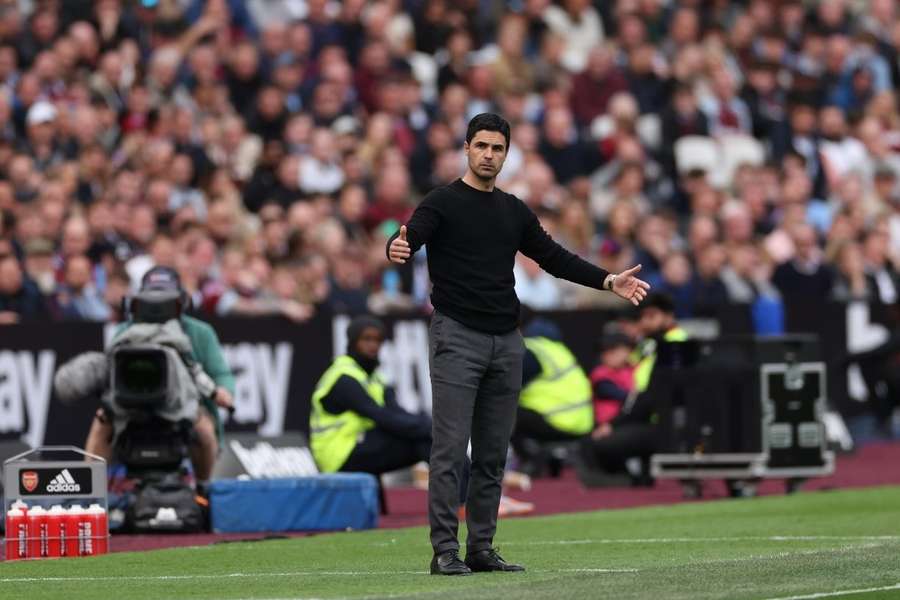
[46,469,81,493]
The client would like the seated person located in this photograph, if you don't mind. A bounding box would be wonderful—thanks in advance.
[84,266,235,483]
[589,329,635,425]
[511,317,594,477]
[580,293,686,483]
[310,315,433,476]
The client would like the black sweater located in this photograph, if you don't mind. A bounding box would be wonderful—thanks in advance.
[387,179,610,333]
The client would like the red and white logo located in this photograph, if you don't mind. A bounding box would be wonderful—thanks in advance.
[22,471,38,492]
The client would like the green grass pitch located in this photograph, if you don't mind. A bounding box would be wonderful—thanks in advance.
[2,486,900,599]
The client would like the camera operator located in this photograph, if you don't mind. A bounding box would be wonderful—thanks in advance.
[84,266,235,483]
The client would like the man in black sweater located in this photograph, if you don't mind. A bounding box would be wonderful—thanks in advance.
[387,113,649,575]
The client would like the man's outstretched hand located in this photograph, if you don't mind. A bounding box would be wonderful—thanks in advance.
[611,264,651,306]
[389,226,411,264]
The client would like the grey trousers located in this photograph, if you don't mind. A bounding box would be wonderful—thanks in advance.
[427,310,523,554]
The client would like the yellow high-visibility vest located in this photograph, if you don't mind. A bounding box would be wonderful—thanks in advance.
[633,327,688,392]
[310,356,385,473]
[520,337,594,436]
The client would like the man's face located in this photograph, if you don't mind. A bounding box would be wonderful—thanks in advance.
[0,257,23,295]
[65,257,92,292]
[602,346,630,369]
[638,307,671,337]
[354,326,384,361]
[464,130,508,181]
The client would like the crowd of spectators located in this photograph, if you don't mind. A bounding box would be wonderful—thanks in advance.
[1,0,900,325]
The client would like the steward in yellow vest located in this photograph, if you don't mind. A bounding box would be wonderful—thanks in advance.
[511,318,594,477]
[310,316,432,475]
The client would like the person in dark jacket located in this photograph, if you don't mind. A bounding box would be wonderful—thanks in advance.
[309,315,433,477]
[0,254,49,323]
[579,294,685,482]
[511,317,594,478]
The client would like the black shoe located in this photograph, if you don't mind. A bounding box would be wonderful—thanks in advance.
[465,548,525,572]
[430,550,473,576]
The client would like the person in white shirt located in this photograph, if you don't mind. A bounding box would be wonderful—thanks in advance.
[514,254,562,310]
[542,0,604,73]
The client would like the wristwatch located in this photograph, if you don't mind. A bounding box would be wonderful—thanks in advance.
[604,273,617,291]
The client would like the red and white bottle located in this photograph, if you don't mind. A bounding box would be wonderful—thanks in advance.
[26,506,48,559]
[64,505,83,558]
[5,507,28,561]
[46,505,67,558]
[76,506,94,557]
[86,504,108,555]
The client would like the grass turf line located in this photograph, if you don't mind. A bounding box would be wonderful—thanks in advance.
[0,486,899,600]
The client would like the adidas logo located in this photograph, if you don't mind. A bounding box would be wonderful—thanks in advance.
[46,469,81,493]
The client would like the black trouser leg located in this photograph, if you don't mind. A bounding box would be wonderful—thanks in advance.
[465,327,523,554]
[511,407,584,476]
[427,311,486,554]
[340,427,432,474]
[581,423,658,473]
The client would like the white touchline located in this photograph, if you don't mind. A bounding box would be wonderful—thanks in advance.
[688,543,886,566]
[503,536,900,545]
[0,567,638,584]
[556,568,639,573]
[762,582,900,600]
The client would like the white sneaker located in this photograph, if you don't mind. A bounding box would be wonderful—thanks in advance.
[498,495,535,517]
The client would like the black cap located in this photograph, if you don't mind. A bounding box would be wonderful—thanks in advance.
[639,292,675,315]
[598,331,633,352]
[140,266,183,293]
[346,315,386,347]
[522,318,562,341]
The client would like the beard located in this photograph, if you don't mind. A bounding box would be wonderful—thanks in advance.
[471,161,499,180]
[348,348,379,374]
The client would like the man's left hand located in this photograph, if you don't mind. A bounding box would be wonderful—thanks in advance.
[214,387,234,410]
[611,264,650,306]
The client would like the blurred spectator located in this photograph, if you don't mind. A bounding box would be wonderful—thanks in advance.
[0,0,896,328]
[819,106,868,188]
[649,251,695,319]
[55,254,110,321]
[632,214,671,283]
[721,243,780,304]
[570,44,627,128]
[514,254,562,311]
[327,249,369,315]
[298,127,344,195]
[542,0,604,73]
[691,243,729,316]
[772,223,835,299]
[364,166,413,232]
[591,162,649,224]
[491,14,533,96]
[0,253,47,321]
[589,329,635,426]
[539,107,599,185]
[22,237,55,294]
[829,239,875,301]
[660,84,709,178]
[741,61,789,155]
[701,67,753,138]
[861,222,900,304]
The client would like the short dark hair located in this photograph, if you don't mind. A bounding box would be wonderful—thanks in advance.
[639,292,675,315]
[466,113,511,149]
